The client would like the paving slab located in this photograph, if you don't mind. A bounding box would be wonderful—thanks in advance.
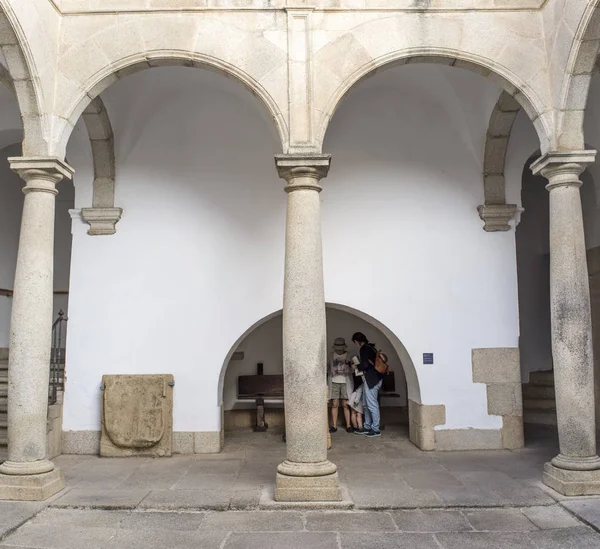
[305,511,396,532]
[201,510,304,531]
[29,508,129,528]
[339,532,439,549]
[105,528,227,549]
[522,505,581,529]
[463,509,538,531]
[527,525,600,548]
[561,498,600,530]
[50,488,150,509]
[392,510,472,532]
[349,486,442,509]
[0,502,45,539]
[1,524,116,549]
[435,531,538,548]
[137,489,232,510]
[224,532,339,549]
[119,510,205,531]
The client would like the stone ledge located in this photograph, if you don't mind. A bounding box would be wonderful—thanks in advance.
[275,472,342,502]
[0,468,64,501]
[543,462,600,496]
[260,484,353,509]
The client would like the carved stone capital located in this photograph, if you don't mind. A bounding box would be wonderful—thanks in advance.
[531,151,596,191]
[477,204,518,232]
[81,207,123,236]
[9,157,74,195]
[275,154,331,192]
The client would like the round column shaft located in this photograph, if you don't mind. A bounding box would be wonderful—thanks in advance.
[0,157,73,500]
[274,154,341,502]
[533,151,600,496]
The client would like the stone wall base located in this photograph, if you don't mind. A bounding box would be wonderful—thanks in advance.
[435,428,503,450]
[0,468,64,501]
[543,462,600,496]
[47,401,64,460]
[172,431,222,454]
[274,471,342,502]
[62,430,223,455]
[408,399,445,450]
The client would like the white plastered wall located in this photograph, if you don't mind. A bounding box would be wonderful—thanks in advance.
[63,64,535,441]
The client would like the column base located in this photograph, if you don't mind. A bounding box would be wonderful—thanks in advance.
[543,462,600,496]
[0,468,64,501]
[275,471,342,502]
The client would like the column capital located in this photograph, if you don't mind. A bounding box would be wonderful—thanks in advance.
[275,154,331,192]
[531,151,596,190]
[9,157,74,195]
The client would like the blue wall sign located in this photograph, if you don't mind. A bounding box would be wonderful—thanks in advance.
[423,353,434,365]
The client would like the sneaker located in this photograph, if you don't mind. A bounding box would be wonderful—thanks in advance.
[365,430,381,437]
[354,428,369,435]
[346,426,354,433]
[329,426,337,433]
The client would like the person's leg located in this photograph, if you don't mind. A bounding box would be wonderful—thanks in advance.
[357,412,364,430]
[351,409,358,429]
[331,398,339,431]
[362,384,372,431]
[365,380,383,435]
[342,399,351,429]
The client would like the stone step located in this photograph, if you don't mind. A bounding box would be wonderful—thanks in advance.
[528,370,555,386]
[523,398,556,410]
[522,384,555,400]
[524,410,558,425]
[0,387,6,398]
[0,434,6,447]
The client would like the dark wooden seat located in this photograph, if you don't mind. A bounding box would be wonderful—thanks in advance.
[380,370,400,398]
[238,365,284,431]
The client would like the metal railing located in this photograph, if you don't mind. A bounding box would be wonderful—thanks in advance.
[50,310,67,405]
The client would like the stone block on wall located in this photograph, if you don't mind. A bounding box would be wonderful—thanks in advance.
[100,374,174,457]
[472,348,520,384]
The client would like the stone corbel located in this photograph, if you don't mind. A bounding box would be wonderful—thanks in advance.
[477,204,518,232]
[81,207,123,236]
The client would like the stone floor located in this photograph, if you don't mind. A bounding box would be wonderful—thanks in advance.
[1,425,600,547]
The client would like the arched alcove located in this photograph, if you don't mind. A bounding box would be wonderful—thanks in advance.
[219,303,418,439]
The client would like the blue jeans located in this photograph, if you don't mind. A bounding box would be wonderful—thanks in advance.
[363,379,383,432]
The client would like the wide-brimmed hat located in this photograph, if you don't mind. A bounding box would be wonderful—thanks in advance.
[333,337,347,350]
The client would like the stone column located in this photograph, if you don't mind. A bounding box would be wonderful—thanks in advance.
[0,157,73,501]
[531,151,600,496]
[274,154,341,502]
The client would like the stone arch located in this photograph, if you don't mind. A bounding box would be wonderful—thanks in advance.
[557,0,600,150]
[217,302,421,409]
[55,52,289,158]
[80,97,121,235]
[477,91,522,231]
[316,50,552,155]
[0,61,120,235]
[0,5,46,156]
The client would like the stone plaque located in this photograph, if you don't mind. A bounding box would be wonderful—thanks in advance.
[100,374,174,457]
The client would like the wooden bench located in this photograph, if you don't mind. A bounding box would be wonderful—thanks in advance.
[238,363,283,432]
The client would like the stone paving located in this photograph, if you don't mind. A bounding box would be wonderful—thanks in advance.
[1,425,600,547]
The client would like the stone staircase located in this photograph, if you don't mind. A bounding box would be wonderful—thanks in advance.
[523,370,557,425]
[0,350,65,462]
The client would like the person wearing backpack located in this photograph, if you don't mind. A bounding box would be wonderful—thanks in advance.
[351,331,388,437]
